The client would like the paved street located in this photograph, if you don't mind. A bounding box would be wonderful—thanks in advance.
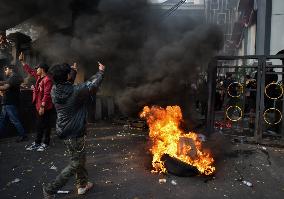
[0,123,284,199]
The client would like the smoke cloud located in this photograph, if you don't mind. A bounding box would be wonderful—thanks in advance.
[1,0,224,119]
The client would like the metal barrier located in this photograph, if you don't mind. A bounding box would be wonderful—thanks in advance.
[206,55,284,142]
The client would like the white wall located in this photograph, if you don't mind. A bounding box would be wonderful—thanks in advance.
[270,0,284,55]
[247,24,256,56]
[270,0,284,80]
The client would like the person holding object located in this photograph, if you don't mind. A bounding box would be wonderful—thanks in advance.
[43,61,105,198]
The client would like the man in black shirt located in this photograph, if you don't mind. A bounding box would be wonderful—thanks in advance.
[0,65,27,142]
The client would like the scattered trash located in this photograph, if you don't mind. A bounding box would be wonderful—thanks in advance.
[57,190,70,194]
[242,180,253,187]
[261,146,267,150]
[50,165,57,171]
[123,125,130,129]
[11,178,21,184]
[171,180,177,186]
[102,168,110,172]
[7,178,21,186]
[105,180,113,184]
[130,121,145,129]
[159,178,167,184]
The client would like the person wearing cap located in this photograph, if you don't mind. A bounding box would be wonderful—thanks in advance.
[0,65,27,142]
[19,52,53,152]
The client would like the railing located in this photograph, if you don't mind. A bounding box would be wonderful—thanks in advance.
[206,55,284,142]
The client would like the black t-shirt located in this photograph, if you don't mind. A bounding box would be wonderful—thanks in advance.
[1,73,22,105]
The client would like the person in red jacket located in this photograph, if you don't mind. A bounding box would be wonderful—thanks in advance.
[19,52,53,152]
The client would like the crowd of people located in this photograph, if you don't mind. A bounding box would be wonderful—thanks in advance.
[0,52,106,198]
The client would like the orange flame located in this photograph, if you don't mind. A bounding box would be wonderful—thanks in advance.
[140,105,215,175]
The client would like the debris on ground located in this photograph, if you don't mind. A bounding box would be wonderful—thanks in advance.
[171,180,177,186]
[159,178,167,184]
[57,190,70,194]
[123,125,130,129]
[11,178,21,184]
[242,180,253,187]
[50,165,57,171]
[7,178,21,186]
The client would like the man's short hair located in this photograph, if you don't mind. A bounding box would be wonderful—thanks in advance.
[35,63,49,73]
[49,64,71,84]
[5,64,16,70]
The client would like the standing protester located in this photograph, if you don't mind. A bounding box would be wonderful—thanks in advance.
[0,65,27,142]
[19,52,53,152]
[43,62,105,198]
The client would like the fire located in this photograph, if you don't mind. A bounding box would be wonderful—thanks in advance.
[140,105,215,175]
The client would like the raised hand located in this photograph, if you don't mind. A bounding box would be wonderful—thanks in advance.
[98,62,105,71]
[19,52,25,62]
[71,62,78,71]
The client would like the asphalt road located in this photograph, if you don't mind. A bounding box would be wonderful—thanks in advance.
[0,123,284,199]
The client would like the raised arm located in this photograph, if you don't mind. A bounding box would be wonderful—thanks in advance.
[69,62,78,84]
[75,62,105,100]
[0,81,7,86]
[19,52,37,78]
[0,84,10,91]
[86,62,105,93]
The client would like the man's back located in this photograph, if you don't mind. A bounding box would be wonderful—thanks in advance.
[51,70,104,139]
[51,83,88,139]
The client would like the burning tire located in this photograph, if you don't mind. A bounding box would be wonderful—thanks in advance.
[161,154,199,177]
[140,106,216,176]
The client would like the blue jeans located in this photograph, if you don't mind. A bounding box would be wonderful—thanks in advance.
[0,105,26,137]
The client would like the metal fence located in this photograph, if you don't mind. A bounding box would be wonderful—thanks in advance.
[206,55,284,142]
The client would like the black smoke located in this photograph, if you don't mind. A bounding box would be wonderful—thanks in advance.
[1,0,224,120]
[0,0,73,31]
